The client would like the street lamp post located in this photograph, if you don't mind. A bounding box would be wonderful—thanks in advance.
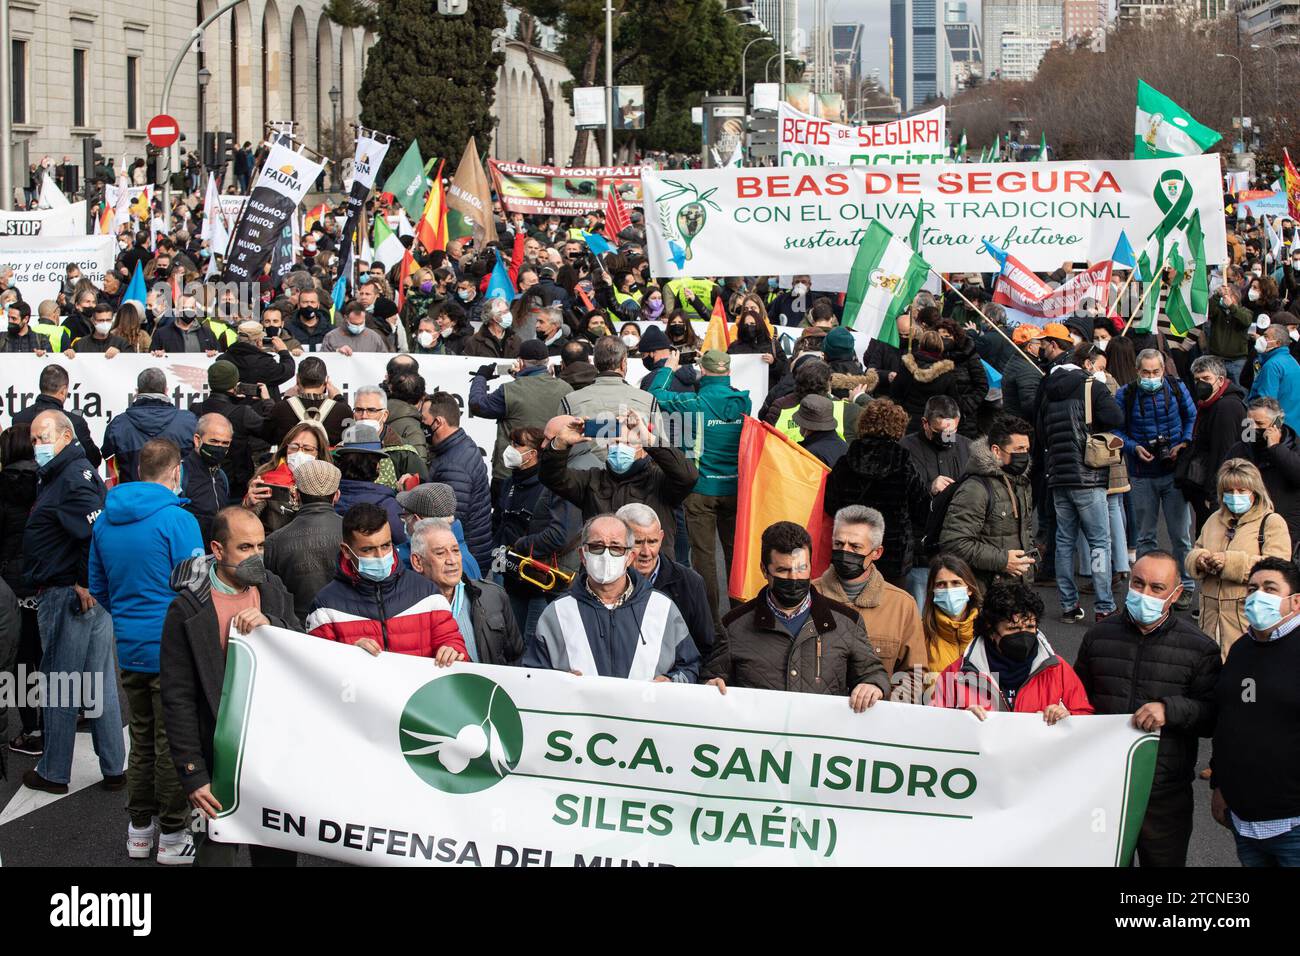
[197,66,210,194]
[765,52,796,82]
[604,0,613,165]
[328,84,340,192]
[0,0,11,211]
[1251,43,1279,105]
[741,32,771,101]
[1216,52,1245,152]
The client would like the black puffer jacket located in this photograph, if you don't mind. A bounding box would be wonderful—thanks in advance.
[1184,382,1249,500]
[1034,362,1124,490]
[944,338,989,438]
[1224,423,1300,545]
[823,436,928,586]
[890,352,961,434]
[1074,610,1221,794]
[0,460,38,597]
[427,428,494,573]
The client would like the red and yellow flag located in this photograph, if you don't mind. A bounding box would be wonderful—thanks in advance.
[701,296,730,352]
[303,202,328,234]
[395,245,417,311]
[1285,148,1300,222]
[728,417,832,601]
[415,159,447,253]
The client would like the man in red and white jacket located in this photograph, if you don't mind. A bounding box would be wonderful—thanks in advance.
[306,502,467,662]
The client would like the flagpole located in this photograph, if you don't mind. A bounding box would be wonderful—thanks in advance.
[1120,273,1165,337]
[933,271,1044,377]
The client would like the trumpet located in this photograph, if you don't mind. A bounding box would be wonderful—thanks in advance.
[491,547,575,592]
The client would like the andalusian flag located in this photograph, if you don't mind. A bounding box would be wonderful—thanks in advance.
[908,206,924,253]
[841,221,930,345]
[1134,249,1164,334]
[415,159,446,252]
[1134,80,1222,159]
[729,417,832,601]
[372,215,405,272]
[1165,210,1208,336]
[955,129,967,161]
[385,140,429,222]
[1037,132,1049,162]
[990,135,1001,162]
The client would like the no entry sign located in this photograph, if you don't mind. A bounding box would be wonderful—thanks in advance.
[146,115,180,149]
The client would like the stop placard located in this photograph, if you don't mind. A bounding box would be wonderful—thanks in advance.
[147,114,180,149]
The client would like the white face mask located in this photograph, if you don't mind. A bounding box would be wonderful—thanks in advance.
[502,445,525,470]
[792,283,808,296]
[1256,336,1270,354]
[417,331,435,348]
[1249,289,1261,302]
[94,321,113,336]
[287,451,314,472]
[621,334,639,349]
[1093,370,1107,383]
[439,326,454,338]
[583,549,626,585]
[1095,337,1109,352]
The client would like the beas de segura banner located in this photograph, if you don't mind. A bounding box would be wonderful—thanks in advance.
[643,154,1226,275]
[778,103,947,166]
[207,626,1157,867]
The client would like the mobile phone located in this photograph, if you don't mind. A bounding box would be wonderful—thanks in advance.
[236,382,260,399]
[582,418,622,439]
[267,484,292,503]
[1024,548,1041,563]
[678,350,699,366]
[496,362,516,378]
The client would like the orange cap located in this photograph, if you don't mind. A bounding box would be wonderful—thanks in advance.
[1041,322,1073,343]
[1012,324,1045,345]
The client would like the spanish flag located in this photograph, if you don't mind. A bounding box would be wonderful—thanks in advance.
[701,296,730,352]
[728,416,832,601]
[415,159,447,253]
[303,202,328,234]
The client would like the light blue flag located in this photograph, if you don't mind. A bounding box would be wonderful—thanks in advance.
[485,251,517,302]
[331,274,348,315]
[1112,231,1136,269]
[123,262,146,307]
[581,231,613,255]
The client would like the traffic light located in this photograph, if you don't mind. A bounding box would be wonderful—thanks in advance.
[81,137,104,188]
[215,131,234,169]
[202,131,217,169]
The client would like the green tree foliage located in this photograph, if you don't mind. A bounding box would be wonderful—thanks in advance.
[358,0,506,176]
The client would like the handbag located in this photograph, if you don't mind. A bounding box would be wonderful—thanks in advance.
[1082,378,1123,469]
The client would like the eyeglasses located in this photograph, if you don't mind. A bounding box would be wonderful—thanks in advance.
[353,407,385,416]
[285,442,317,454]
[585,543,628,556]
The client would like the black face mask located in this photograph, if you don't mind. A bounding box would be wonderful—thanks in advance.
[997,630,1037,663]
[298,308,320,324]
[1002,452,1031,477]
[199,443,228,467]
[1193,380,1215,402]
[769,576,811,608]
[830,549,867,581]
[930,429,955,447]
[668,325,687,341]
[220,554,267,587]
[6,322,21,336]
[642,354,660,372]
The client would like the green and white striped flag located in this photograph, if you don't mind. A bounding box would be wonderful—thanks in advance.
[956,129,967,161]
[372,214,406,272]
[842,221,930,346]
[1037,132,1049,162]
[990,135,1001,163]
[384,140,430,223]
[1134,249,1164,334]
[1134,80,1222,159]
[1165,210,1209,336]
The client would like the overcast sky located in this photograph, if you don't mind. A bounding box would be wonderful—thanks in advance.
[798,0,983,93]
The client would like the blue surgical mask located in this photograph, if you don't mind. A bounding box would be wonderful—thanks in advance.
[933,586,969,618]
[1126,589,1172,627]
[499,313,513,330]
[1245,590,1286,631]
[347,322,366,336]
[1224,492,1253,515]
[1138,377,1163,392]
[347,546,393,583]
[607,444,637,474]
[33,442,56,468]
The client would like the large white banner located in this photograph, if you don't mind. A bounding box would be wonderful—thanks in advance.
[0,351,768,466]
[207,626,1157,867]
[644,155,1228,275]
[779,103,947,167]
[0,201,88,237]
[0,235,116,303]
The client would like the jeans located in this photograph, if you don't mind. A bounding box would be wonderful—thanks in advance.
[1222,357,1247,386]
[1054,486,1115,614]
[34,587,125,785]
[122,670,188,832]
[905,566,930,609]
[1075,494,1131,575]
[1131,472,1195,590]
[683,492,738,628]
[1233,822,1300,867]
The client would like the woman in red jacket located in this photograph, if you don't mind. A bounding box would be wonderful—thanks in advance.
[931,580,1094,722]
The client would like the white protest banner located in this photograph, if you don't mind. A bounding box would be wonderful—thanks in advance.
[0,201,88,237]
[644,155,1228,276]
[0,352,767,468]
[778,103,947,167]
[0,234,115,303]
[206,625,1157,867]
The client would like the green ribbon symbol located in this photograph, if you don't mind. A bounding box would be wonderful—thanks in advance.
[1146,169,1193,278]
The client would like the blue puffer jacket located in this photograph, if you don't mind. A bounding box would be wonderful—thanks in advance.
[398,518,482,580]
[89,481,204,672]
[1116,377,1197,479]
[335,478,408,546]
[102,398,199,484]
[428,428,493,572]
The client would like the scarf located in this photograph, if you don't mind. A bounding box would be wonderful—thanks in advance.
[927,606,978,673]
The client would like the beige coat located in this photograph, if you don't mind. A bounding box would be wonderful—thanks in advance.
[816,565,927,702]
[1187,502,1292,655]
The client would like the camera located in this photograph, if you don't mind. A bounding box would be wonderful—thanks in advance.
[1147,435,1172,463]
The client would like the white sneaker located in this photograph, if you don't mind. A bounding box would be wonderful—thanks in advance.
[127,821,158,860]
[157,831,197,866]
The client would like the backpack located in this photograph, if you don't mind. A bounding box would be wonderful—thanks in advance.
[1256,511,1300,564]
[921,474,994,560]
[287,396,336,427]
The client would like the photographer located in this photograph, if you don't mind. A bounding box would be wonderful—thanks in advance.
[1116,348,1199,610]
[194,360,274,503]
[216,320,296,401]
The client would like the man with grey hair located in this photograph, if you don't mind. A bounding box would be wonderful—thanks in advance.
[815,505,925,700]
[559,335,659,456]
[1116,347,1198,608]
[534,303,569,356]
[182,413,234,543]
[523,513,699,682]
[1225,396,1300,543]
[21,409,124,796]
[1185,354,1249,532]
[102,368,199,484]
[616,503,713,653]
[1249,322,1300,427]
[351,383,427,484]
